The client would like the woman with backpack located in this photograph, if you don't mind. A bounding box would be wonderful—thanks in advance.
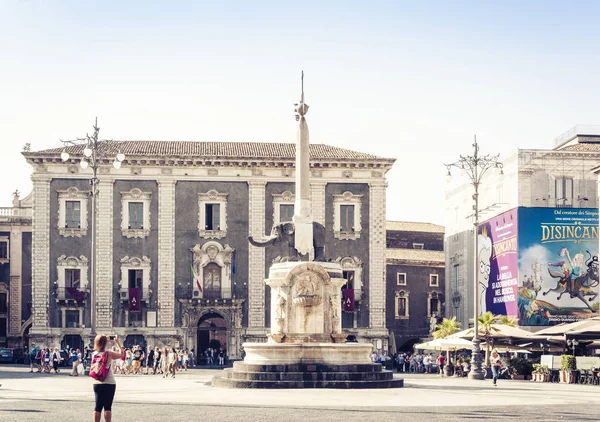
[91,334,124,422]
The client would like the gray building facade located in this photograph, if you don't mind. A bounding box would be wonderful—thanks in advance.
[24,141,394,360]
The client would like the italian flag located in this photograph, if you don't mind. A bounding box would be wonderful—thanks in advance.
[191,265,202,292]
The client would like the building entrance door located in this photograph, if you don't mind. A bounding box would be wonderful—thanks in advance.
[197,312,227,365]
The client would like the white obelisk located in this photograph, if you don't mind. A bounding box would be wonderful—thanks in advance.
[293,71,314,258]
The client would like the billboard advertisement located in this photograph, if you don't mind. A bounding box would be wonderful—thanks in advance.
[517,207,599,326]
[478,209,519,319]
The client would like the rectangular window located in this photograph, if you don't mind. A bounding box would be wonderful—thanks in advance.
[430,298,439,316]
[280,204,294,223]
[412,243,424,249]
[340,205,354,232]
[453,264,459,290]
[205,203,221,230]
[343,270,355,289]
[128,269,143,289]
[0,293,7,313]
[129,202,144,229]
[0,241,7,260]
[65,269,81,289]
[65,200,81,229]
[555,177,573,207]
[397,297,407,317]
[430,274,439,287]
[65,310,80,328]
[397,273,406,286]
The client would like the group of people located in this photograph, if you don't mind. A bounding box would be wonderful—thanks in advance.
[389,352,447,374]
[28,343,91,376]
[111,345,195,378]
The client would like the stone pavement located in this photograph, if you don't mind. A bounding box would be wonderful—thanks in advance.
[1,365,599,421]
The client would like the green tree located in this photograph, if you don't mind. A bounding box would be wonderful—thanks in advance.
[477,311,516,367]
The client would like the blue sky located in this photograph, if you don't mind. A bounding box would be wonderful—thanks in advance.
[2,1,600,224]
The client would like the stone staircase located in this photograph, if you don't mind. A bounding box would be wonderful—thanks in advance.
[211,362,404,389]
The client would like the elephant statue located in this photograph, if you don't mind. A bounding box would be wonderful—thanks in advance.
[248,221,326,261]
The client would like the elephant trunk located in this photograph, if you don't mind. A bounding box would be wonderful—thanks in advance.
[248,235,278,247]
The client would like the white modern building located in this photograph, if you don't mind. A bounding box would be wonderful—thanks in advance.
[445,126,600,328]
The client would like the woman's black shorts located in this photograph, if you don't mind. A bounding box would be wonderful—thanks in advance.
[93,383,116,412]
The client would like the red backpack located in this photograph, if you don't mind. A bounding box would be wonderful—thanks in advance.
[90,351,109,382]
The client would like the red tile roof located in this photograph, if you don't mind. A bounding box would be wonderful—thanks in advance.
[27,141,394,162]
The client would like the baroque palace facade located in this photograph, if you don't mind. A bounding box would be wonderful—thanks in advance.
[24,141,394,359]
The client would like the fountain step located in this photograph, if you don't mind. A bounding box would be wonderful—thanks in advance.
[232,362,385,373]
[226,370,395,382]
[211,376,404,389]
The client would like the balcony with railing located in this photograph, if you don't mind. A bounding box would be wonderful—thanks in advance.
[118,286,152,303]
[0,207,32,222]
[53,286,89,303]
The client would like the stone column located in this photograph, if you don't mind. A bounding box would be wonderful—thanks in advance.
[9,228,22,336]
[95,180,114,328]
[158,180,176,327]
[247,181,266,335]
[31,175,51,331]
[310,181,326,226]
[368,181,387,330]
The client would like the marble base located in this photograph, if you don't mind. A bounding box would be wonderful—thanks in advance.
[241,341,372,365]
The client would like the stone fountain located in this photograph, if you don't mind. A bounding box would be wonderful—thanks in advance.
[211,73,403,388]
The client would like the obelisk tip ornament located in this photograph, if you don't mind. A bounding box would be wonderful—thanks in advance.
[293,71,314,257]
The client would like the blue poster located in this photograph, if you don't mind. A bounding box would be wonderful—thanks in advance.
[517,207,599,326]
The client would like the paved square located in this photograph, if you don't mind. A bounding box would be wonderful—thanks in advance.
[1,365,599,421]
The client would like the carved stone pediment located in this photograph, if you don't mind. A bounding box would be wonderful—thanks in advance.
[190,242,235,299]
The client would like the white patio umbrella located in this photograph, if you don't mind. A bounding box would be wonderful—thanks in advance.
[415,337,473,351]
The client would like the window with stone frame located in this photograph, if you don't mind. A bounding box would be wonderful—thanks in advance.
[395,291,409,319]
[128,202,144,230]
[280,204,294,223]
[57,187,89,237]
[56,255,89,301]
[333,191,362,240]
[65,200,81,229]
[340,205,354,232]
[205,203,221,230]
[555,177,573,207]
[65,269,80,287]
[198,190,228,239]
[65,309,80,328]
[429,274,439,287]
[397,273,407,286]
[272,191,295,226]
[128,269,143,289]
[428,292,441,317]
[119,256,152,302]
[121,188,152,238]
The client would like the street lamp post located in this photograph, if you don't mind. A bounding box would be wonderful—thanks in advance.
[61,118,125,345]
[566,339,579,356]
[445,135,503,380]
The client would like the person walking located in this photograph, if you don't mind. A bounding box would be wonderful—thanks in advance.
[69,349,79,376]
[437,353,446,377]
[490,349,502,386]
[91,334,124,422]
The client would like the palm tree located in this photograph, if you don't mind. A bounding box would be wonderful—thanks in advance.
[433,317,461,339]
[433,317,462,375]
[477,311,516,367]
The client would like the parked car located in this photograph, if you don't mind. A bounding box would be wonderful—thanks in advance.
[0,348,20,364]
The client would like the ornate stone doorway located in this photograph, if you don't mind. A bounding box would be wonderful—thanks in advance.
[197,312,226,364]
[180,298,245,362]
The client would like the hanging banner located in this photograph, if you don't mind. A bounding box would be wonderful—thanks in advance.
[517,207,599,326]
[343,288,355,312]
[129,288,141,312]
[478,208,519,318]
